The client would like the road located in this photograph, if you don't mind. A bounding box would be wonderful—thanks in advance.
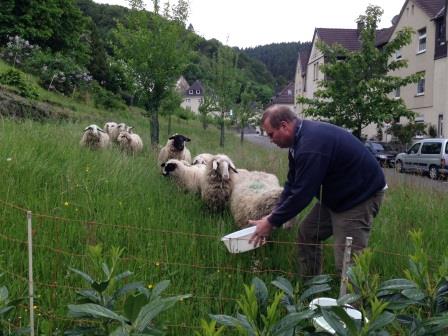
[243,133,448,192]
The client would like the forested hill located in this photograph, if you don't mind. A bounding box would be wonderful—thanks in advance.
[242,42,312,87]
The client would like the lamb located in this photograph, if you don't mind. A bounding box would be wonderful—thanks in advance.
[80,124,111,150]
[192,153,214,165]
[157,134,192,166]
[230,171,294,229]
[103,122,119,142]
[200,154,238,211]
[161,159,206,194]
[117,129,143,154]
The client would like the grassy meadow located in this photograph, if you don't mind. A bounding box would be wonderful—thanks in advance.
[1,95,448,333]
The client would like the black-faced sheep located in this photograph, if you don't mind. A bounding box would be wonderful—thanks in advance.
[103,122,119,142]
[80,124,111,150]
[200,154,238,211]
[161,159,206,194]
[157,134,192,166]
[230,171,294,229]
[117,129,143,154]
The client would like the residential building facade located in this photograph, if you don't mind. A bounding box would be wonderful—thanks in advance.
[179,79,204,114]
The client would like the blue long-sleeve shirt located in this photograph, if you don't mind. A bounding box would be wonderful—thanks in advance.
[268,120,386,227]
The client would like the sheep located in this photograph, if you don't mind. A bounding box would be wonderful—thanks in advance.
[192,153,214,165]
[230,171,294,229]
[117,129,143,154]
[80,124,111,150]
[161,159,206,194]
[200,154,238,211]
[157,134,192,166]
[103,122,119,142]
[117,122,130,134]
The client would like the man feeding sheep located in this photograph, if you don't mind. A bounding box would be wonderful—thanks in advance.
[249,105,386,277]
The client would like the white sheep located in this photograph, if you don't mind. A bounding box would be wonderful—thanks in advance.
[200,154,238,211]
[161,159,206,194]
[80,124,111,150]
[192,153,214,165]
[117,129,143,154]
[230,171,294,229]
[157,134,192,166]
[117,122,130,134]
[103,122,119,142]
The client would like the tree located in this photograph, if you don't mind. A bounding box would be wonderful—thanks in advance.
[113,0,191,145]
[159,88,183,136]
[198,86,218,130]
[387,122,426,147]
[235,84,258,143]
[298,5,421,139]
[209,46,240,147]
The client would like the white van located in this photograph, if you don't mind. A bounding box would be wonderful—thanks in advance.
[395,138,448,179]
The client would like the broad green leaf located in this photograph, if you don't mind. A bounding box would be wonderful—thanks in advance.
[270,310,315,334]
[134,299,166,332]
[272,277,294,301]
[0,306,14,315]
[102,262,111,279]
[114,281,146,301]
[110,325,129,336]
[378,279,417,291]
[75,289,101,304]
[425,314,448,332]
[92,280,110,293]
[320,307,348,336]
[236,312,254,332]
[299,284,331,302]
[124,292,149,322]
[0,286,8,301]
[69,267,94,284]
[150,280,170,300]
[114,270,133,282]
[367,311,395,331]
[327,306,358,335]
[67,303,129,324]
[210,314,245,328]
[252,277,268,308]
[304,274,332,286]
[337,294,361,306]
[401,288,425,301]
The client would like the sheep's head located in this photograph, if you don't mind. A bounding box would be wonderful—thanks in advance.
[161,159,179,176]
[192,154,210,165]
[210,155,238,181]
[104,122,117,133]
[117,131,131,143]
[117,123,129,133]
[169,134,191,151]
[84,124,104,136]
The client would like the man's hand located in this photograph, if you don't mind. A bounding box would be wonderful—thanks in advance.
[248,215,274,247]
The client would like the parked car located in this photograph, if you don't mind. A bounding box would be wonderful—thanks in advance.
[395,138,448,179]
[364,141,397,168]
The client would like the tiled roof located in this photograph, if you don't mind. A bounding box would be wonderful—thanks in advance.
[185,80,204,96]
[271,82,295,105]
[414,0,444,19]
[316,26,395,51]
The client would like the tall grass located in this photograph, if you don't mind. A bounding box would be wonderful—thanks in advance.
[1,108,447,334]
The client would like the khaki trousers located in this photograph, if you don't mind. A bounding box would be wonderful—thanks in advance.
[297,190,385,277]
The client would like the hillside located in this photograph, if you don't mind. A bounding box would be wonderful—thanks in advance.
[242,41,312,88]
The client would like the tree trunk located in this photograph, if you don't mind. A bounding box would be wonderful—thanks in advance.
[220,110,225,147]
[240,121,245,144]
[150,109,159,145]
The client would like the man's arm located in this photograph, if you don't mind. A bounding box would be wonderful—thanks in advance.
[268,151,330,227]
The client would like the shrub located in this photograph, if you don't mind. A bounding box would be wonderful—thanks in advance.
[0,35,39,67]
[0,68,39,99]
[91,84,127,111]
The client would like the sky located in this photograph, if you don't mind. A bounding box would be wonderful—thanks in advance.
[93,0,404,48]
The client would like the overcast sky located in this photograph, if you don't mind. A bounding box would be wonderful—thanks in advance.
[93,0,404,48]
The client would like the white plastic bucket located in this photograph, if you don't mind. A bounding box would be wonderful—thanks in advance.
[221,226,265,253]
[309,297,363,334]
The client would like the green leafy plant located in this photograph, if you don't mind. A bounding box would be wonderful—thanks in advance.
[0,69,39,99]
[194,320,225,336]
[67,245,191,335]
[0,274,28,335]
[210,277,314,335]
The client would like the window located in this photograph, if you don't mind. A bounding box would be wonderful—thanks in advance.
[417,73,425,95]
[394,87,400,98]
[418,28,426,53]
[445,142,448,154]
[313,62,319,81]
[188,90,193,94]
[408,142,421,154]
[196,90,200,94]
[421,142,442,154]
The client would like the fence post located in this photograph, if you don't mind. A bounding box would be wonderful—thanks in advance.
[27,211,35,336]
[339,236,353,298]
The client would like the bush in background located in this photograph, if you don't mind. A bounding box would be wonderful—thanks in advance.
[0,68,39,99]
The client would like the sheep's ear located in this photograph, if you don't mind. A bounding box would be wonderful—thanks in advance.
[184,136,191,142]
[168,133,178,140]
[165,162,177,173]
[84,126,90,131]
[212,160,218,170]
[161,163,166,168]
[98,127,106,133]
[230,164,238,173]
